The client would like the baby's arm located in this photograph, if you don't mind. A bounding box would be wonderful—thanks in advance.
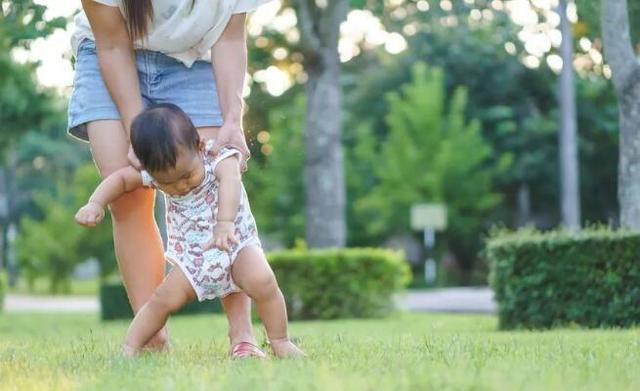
[75,166,143,227]
[209,155,242,251]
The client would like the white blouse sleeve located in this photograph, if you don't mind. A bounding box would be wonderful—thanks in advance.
[92,0,118,6]
[140,170,157,188]
[233,0,276,14]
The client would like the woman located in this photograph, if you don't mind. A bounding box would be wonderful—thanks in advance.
[68,0,271,358]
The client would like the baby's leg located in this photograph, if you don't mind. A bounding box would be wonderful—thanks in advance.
[123,266,196,356]
[231,245,304,358]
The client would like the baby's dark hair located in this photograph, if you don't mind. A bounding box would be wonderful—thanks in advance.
[130,103,200,173]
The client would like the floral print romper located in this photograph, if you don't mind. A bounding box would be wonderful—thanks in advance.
[141,141,262,301]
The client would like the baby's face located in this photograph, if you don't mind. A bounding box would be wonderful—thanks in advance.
[151,149,205,196]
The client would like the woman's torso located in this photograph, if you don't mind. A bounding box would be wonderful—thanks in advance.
[72,0,258,67]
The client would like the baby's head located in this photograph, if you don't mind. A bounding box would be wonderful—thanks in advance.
[131,103,204,195]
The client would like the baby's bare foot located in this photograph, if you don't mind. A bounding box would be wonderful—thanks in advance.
[143,328,170,352]
[122,343,138,358]
[270,338,306,358]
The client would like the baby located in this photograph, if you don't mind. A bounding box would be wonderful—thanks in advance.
[75,103,304,358]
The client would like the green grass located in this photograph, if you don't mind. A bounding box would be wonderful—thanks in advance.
[1,312,639,390]
[7,278,99,296]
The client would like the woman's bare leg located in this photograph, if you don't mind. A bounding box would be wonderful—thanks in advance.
[231,245,305,358]
[198,125,257,348]
[87,120,168,349]
[220,292,257,346]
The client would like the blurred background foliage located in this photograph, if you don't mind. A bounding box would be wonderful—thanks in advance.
[0,0,630,291]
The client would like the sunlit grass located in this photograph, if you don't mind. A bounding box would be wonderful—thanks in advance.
[1,312,639,390]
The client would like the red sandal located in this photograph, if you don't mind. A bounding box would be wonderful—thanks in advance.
[230,341,267,359]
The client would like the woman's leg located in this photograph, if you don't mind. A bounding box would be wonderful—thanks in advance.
[198,126,257,348]
[123,266,196,356]
[230,245,305,358]
[220,292,256,346]
[87,120,169,349]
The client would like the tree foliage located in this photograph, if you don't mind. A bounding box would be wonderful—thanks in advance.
[15,163,116,293]
[576,0,640,44]
[361,63,507,276]
[244,95,306,247]
[0,1,66,155]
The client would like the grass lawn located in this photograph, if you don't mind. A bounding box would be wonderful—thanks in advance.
[1,312,639,390]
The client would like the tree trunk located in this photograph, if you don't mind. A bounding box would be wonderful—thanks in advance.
[0,166,7,270]
[602,0,640,229]
[558,0,581,230]
[516,182,531,227]
[297,0,347,247]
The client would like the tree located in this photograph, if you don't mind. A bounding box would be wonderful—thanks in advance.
[0,1,65,153]
[71,164,117,279]
[244,95,306,247]
[362,63,507,281]
[296,0,348,248]
[15,162,116,293]
[558,0,581,229]
[16,192,84,294]
[601,0,640,229]
[0,1,65,275]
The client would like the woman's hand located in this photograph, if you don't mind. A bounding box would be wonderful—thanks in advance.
[211,122,250,172]
[211,13,250,172]
[128,145,142,170]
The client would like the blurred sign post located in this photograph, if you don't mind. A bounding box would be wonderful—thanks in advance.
[411,203,447,285]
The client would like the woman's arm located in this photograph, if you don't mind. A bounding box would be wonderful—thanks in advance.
[210,13,250,167]
[81,0,144,135]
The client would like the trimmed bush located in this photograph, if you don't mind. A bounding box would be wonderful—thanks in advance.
[100,283,222,321]
[100,247,410,321]
[0,269,7,313]
[269,247,411,320]
[487,228,640,329]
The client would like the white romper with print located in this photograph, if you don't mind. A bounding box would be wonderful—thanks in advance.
[141,141,261,301]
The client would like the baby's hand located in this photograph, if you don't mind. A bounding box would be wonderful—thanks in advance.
[204,221,238,252]
[75,202,105,227]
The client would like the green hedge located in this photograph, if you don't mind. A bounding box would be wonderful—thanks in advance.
[100,247,410,321]
[100,283,222,321]
[269,247,411,320]
[487,228,640,329]
[0,269,7,313]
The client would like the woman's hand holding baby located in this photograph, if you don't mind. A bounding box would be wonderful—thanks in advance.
[75,201,105,227]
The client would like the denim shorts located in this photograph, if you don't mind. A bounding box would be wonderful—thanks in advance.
[68,39,224,142]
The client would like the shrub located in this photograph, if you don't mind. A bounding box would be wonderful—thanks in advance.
[0,269,7,313]
[486,228,640,329]
[100,248,410,321]
[100,283,222,321]
[269,247,411,320]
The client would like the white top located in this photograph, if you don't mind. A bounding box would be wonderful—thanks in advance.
[71,0,273,67]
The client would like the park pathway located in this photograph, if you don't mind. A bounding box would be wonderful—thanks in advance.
[397,287,496,313]
[5,294,99,313]
[5,287,497,314]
